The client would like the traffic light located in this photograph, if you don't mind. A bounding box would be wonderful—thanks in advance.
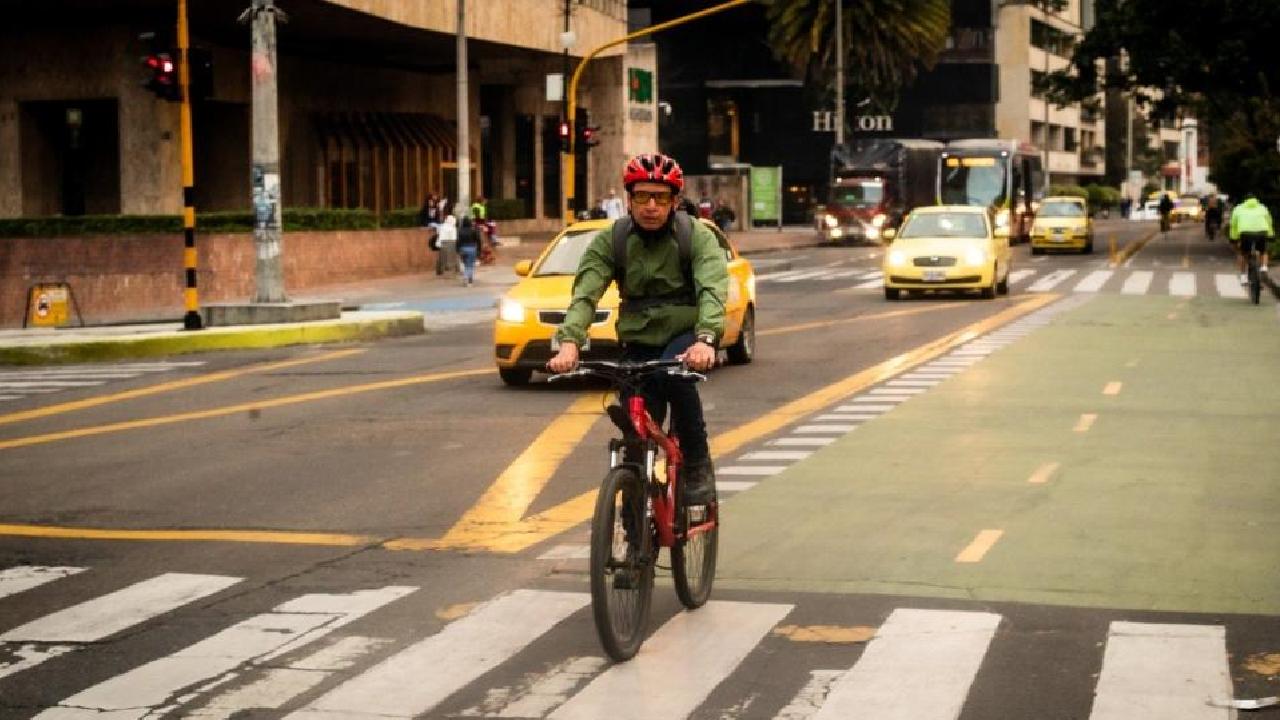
[558,119,571,153]
[580,123,601,149]
[139,31,180,101]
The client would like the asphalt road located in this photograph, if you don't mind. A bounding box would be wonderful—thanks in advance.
[1,219,1277,719]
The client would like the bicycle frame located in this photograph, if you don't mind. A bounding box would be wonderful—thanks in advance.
[618,394,717,549]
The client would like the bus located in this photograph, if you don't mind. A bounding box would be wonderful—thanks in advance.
[937,139,1044,243]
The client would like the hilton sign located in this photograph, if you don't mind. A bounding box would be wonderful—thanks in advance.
[812,112,894,133]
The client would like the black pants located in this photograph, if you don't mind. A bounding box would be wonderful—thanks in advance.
[620,332,709,464]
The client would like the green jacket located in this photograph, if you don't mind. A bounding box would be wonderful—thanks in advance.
[1230,198,1274,239]
[554,219,729,348]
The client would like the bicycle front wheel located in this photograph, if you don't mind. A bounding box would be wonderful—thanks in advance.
[672,503,718,609]
[590,466,654,661]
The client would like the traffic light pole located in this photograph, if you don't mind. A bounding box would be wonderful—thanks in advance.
[177,0,202,329]
[560,0,749,223]
[244,0,287,303]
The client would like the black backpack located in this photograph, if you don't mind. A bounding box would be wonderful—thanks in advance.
[611,211,696,313]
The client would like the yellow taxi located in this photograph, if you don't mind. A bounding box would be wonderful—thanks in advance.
[493,218,757,385]
[882,205,1010,300]
[1031,196,1093,254]
[1171,196,1203,223]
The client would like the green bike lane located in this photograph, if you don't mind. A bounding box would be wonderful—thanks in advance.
[717,293,1280,615]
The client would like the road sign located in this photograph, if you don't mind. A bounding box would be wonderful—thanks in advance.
[25,283,72,328]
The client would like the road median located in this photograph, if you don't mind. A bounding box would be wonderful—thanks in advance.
[0,310,424,365]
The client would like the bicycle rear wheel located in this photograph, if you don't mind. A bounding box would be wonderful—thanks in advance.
[672,503,718,609]
[1249,259,1262,304]
[590,466,654,661]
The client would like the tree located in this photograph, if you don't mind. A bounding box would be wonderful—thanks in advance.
[1046,0,1280,203]
[759,0,950,112]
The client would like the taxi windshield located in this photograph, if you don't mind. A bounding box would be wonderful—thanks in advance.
[534,230,597,276]
[1040,201,1086,218]
[899,213,988,239]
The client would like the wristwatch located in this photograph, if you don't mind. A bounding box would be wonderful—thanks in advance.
[695,332,717,348]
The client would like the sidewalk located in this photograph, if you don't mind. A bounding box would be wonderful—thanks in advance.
[0,225,824,365]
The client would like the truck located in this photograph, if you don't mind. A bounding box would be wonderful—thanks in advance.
[816,139,944,244]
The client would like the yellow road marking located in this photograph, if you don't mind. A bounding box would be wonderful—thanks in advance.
[773,624,876,643]
[0,367,491,451]
[1074,413,1098,432]
[1027,461,1060,485]
[0,523,372,546]
[757,303,965,337]
[1103,381,1123,396]
[955,529,1003,563]
[413,293,1059,554]
[386,395,603,552]
[1,294,1062,553]
[0,348,366,427]
[435,602,478,621]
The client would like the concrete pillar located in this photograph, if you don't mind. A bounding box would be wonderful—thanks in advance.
[0,100,20,216]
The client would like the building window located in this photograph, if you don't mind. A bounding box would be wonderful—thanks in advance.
[707,97,739,162]
[1030,19,1075,58]
[1031,70,1047,98]
[314,112,461,214]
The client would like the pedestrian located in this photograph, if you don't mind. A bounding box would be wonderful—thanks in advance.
[456,215,482,286]
[602,188,625,219]
[419,192,441,260]
[712,202,736,232]
[1120,196,1132,219]
[435,214,458,276]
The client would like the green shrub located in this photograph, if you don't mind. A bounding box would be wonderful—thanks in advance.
[0,207,405,237]
[1048,184,1089,200]
[380,207,423,229]
[487,198,530,221]
[1084,184,1122,210]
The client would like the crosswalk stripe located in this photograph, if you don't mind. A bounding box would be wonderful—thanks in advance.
[814,413,879,422]
[775,270,832,283]
[1121,271,1154,294]
[0,371,140,380]
[770,437,836,447]
[464,655,608,718]
[854,277,883,289]
[1,573,240,643]
[1027,269,1077,292]
[794,424,857,433]
[0,565,84,600]
[1007,268,1037,285]
[1169,272,1196,297]
[740,450,813,461]
[0,395,21,401]
[1073,270,1114,293]
[548,601,793,720]
[756,269,808,282]
[814,609,1001,720]
[0,573,240,682]
[834,404,895,413]
[720,465,788,476]
[1088,622,1232,719]
[286,589,589,719]
[887,379,941,387]
[189,636,393,719]
[0,381,104,388]
[1215,273,1247,299]
[40,586,415,718]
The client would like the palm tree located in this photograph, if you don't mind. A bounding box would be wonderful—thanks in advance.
[761,0,951,110]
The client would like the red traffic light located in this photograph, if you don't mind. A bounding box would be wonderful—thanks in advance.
[558,121,570,139]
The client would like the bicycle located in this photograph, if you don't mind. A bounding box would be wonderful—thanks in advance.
[549,359,719,661]
[1245,241,1265,305]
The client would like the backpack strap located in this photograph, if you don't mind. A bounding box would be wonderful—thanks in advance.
[612,212,695,308]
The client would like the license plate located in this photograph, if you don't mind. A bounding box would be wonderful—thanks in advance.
[1052,231,1066,242]
[923,270,946,282]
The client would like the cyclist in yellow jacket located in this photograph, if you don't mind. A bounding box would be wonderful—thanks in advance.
[1229,194,1274,284]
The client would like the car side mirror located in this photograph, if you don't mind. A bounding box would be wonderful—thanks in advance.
[514,260,532,277]
[881,227,897,241]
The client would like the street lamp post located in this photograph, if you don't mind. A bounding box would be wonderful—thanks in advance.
[456,0,471,218]
[241,0,287,304]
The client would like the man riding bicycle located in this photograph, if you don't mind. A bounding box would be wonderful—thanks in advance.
[1229,193,1273,285]
[548,153,729,505]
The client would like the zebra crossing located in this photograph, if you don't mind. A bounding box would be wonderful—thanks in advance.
[757,265,1267,299]
[0,563,1251,718]
[0,361,205,403]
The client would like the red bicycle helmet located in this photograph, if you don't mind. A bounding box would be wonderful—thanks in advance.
[622,153,684,193]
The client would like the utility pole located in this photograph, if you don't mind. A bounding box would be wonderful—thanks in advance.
[177,0,202,329]
[456,0,471,218]
[834,0,843,148]
[241,0,287,303]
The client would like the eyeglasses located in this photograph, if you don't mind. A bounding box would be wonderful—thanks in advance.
[630,190,675,207]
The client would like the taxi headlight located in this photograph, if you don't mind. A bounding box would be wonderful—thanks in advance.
[824,214,839,229]
[498,298,526,323]
[964,248,986,266]
[888,249,908,266]
[994,209,1010,228]
[872,213,887,228]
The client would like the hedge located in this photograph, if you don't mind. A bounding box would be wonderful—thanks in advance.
[0,208,418,237]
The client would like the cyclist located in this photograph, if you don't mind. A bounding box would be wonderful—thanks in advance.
[547,153,729,505]
[1204,194,1223,241]
[1158,192,1175,232]
[1229,193,1273,285]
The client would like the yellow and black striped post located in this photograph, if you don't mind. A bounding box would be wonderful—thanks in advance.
[177,0,202,330]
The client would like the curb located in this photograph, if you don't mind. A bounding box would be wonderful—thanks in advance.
[0,312,425,365]
[1110,227,1160,267]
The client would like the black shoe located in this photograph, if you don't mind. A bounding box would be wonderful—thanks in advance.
[681,458,716,506]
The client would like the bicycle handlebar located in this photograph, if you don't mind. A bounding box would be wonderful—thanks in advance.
[547,359,707,385]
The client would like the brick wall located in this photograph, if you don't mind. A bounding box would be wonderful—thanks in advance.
[0,228,434,327]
